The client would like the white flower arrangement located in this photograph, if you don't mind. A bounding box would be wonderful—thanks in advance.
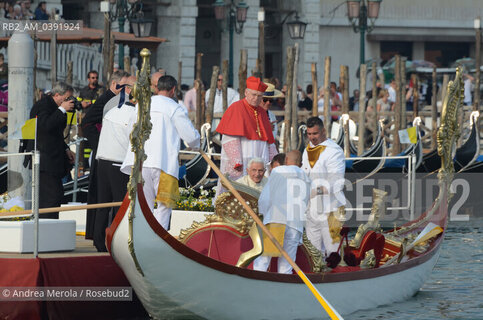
[176,186,216,212]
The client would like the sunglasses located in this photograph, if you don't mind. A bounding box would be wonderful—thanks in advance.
[262,98,272,103]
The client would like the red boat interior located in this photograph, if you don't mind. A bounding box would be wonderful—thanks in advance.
[181,223,390,273]
[183,225,316,273]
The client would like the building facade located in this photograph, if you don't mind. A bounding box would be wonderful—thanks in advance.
[35,0,483,91]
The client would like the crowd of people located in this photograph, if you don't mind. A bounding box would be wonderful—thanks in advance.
[0,1,49,21]
[26,59,478,272]
[28,69,347,275]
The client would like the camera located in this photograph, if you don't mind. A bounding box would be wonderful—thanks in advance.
[67,96,83,111]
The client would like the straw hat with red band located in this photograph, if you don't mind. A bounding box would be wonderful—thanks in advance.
[263,83,284,99]
[246,76,268,92]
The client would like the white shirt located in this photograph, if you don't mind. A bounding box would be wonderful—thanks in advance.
[388,86,396,104]
[205,87,240,114]
[96,101,136,163]
[302,139,346,214]
[121,95,200,178]
[267,109,278,139]
[258,165,311,233]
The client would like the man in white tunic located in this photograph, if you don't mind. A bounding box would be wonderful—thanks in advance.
[215,76,277,199]
[236,158,268,192]
[121,75,200,229]
[253,150,311,273]
[94,75,136,251]
[302,116,346,256]
[205,73,239,130]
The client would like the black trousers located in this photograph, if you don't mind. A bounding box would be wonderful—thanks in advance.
[39,171,63,219]
[83,126,100,240]
[93,159,129,252]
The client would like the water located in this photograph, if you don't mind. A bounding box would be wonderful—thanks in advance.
[347,219,483,320]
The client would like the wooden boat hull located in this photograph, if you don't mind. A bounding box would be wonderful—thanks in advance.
[107,185,445,319]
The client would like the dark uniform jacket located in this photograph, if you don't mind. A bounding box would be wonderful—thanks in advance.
[29,95,69,177]
[81,89,116,150]
[79,84,104,103]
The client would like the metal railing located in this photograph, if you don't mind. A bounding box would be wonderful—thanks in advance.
[343,153,417,220]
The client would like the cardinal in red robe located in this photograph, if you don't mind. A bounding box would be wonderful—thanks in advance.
[215,76,278,199]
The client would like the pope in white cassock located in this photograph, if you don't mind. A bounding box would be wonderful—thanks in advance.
[121,75,200,229]
[253,151,311,274]
[301,116,346,256]
[215,76,277,198]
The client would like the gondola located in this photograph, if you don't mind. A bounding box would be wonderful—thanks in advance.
[418,111,480,173]
[345,119,386,174]
[454,111,480,172]
[463,155,483,173]
[179,123,213,188]
[334,115,387,174]
[380,121,423,173]
[296,124,307,153]
[106,50,463,320]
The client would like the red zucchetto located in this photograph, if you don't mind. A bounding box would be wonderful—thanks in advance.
[246,76,268,92]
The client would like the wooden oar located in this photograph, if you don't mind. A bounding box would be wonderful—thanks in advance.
[200,150,344,320]
[0,201,123,218]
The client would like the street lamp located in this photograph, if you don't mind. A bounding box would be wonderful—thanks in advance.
[346,0,382,65]
[213,0,249,86]
[286,12,307,40]
[100,0,152,69]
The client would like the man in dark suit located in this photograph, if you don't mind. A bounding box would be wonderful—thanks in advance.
[30,82,75,219]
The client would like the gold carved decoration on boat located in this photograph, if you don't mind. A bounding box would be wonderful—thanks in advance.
[302,231,325,272]
[236,222,264,268]
[437,67,463,184]
[216,179,261,228]
[127,48,153,277]
[350,188,386,248]
[384,68,463,261]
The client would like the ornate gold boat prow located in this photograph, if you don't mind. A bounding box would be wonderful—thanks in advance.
[126,48,153,277]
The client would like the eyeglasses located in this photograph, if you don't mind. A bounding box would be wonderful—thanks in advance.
[217,79,223,82]
[90,77,98,79]
[262,98,272,103]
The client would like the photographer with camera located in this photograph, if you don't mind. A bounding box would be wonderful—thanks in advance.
[66,96,83,111]
[29,82,76,219]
